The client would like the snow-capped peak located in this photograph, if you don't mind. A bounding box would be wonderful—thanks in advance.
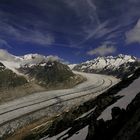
[22,53,46,60]
[68,64,77,70]
[73,54,139,78]
[0,49,60,75]
[86,54,136,67]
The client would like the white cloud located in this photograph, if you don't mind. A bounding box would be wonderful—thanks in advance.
[0,49,62,64]
[0,39,11,48]
[21,54,61,66]
[0,49,15,61]
[46,55,60,62]
[125,19,140,44]
[87,43,116,56]
[20,31,55,46]
[0,49,65,75]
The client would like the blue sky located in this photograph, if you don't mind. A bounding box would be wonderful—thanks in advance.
[0,0,140,63]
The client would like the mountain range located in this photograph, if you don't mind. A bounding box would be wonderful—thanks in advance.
[72,54,140,78]
[0,51,83,90]
[0,51,140,90]
[1,51,140,139]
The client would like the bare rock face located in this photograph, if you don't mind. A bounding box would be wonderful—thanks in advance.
[0,62,27,88]
[19,60,75,87]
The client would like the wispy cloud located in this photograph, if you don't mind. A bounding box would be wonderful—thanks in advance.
[125,19,140,44]
[87,42,116,56]
[0,0,140,51]
[0,20,55,46]
[0,49,15,61]
[72,21,109,47]
[0,39,12,48]
[63,0,103,46]
[86,0,100,25]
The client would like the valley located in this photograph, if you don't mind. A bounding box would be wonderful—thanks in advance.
[0,52,85,104]
[0,71,118,139]
[0,1,140,139]
[0,51,139,140]
[22,68,140,140]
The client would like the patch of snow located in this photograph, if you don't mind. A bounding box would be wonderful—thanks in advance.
[41,128,71,140]
[68,64,77,70]
[128,74,134,78]
[48,64,52,67]
[42,125,88,140]
[75,107,96,120]
[1,61,23,75]
[0,65,4,68]
[68,126,89,140]
[77,54,137,72]
[81,65,87,69]
[40,63,46,67]
[97,77,140,121]
[0,50,61,75]
[22,54,45,60]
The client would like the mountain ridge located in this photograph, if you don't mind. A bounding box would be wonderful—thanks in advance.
[72,54,140,78]
[0,50,85,103]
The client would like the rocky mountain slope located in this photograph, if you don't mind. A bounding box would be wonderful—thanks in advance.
[0,51,81,87]
[0,62,27,89]
[18,60,78,88]
[0,50,84,102]
[73,54,140,78]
